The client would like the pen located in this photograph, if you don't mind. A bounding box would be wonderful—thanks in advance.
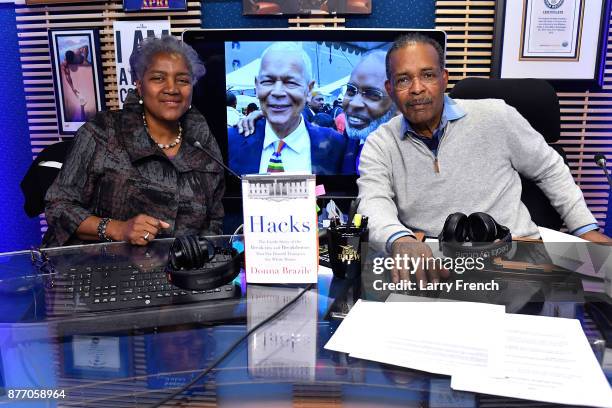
[353,214,362,228]
[347,198,361,229]
[332,216,340,229]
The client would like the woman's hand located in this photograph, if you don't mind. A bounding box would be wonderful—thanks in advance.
[107,214,170,246]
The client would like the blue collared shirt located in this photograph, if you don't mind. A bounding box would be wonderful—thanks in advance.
[258,118,312,174]
[401,95,466,156]
[571,224,599,236]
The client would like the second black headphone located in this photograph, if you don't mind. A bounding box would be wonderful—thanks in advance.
[439,212,512,259]
[166,235,242,291]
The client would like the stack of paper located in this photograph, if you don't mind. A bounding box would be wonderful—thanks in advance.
[325,300,612,407]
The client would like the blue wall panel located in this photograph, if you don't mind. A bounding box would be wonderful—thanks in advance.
[0,4,42,252]
[202,0,435,29]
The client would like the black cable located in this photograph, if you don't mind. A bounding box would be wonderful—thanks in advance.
[146,283,315,408]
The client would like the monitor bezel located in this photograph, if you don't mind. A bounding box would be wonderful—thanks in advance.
[182,28,448,198]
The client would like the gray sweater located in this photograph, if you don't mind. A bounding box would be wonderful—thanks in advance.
[357,98,596,249]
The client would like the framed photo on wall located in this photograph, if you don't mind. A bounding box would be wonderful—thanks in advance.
[49,29,106,134]
[491,0,611,88]
[243,0,372,16]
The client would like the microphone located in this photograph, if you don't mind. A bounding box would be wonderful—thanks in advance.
[191,139,242,182]
[594,153,612,190]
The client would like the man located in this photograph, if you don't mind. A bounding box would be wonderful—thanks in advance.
[246,102,259,115]
[357,33,610,284]
[226,91,244,127]
[303,91,325,122]
[330,98,343,120]
[341,50,396,174]
[237,49,396,174]
[228,42,346,175]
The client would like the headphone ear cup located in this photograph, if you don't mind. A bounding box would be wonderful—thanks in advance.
[442,212,468,242]
[178,235,196,269]
[468,212,497,242]
[197,237,215,263]
[188,235,204,268]
[172,236,193,270]
[169,236,218,270]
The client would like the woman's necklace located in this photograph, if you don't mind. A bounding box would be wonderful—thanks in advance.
[142,113,182,149]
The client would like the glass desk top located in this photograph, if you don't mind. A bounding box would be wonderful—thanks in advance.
[0,237,610,407]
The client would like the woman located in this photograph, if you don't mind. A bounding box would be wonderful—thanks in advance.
[43,35,224,247]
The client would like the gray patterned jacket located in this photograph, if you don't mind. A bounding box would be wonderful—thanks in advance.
[43,91,224,247]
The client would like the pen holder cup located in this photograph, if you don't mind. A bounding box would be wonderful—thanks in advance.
[327,225,369,280]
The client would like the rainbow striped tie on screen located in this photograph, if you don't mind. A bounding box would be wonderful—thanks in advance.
[267,140,286,173]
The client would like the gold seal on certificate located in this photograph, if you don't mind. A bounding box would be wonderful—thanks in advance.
[520,0,585,60]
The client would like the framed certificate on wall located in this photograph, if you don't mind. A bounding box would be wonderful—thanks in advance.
[520,0,584,60]
[492,0,611,88]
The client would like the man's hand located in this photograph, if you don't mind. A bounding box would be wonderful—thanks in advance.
[237,110,264,136]
[390,235,449,285]
[579,230,612,244]
[107,214,170,246]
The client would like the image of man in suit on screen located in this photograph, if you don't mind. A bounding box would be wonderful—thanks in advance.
[341,50,397,174]
[303,91,324,122]
[228,42,346,175]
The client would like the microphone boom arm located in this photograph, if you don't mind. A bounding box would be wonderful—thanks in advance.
[192,140,243,181]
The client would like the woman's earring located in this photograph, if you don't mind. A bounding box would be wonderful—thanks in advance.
[189,104,192,109]
[139,99,143,105]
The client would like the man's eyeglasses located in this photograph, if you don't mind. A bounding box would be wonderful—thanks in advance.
[344,83,386,102]
[393,70,441,91]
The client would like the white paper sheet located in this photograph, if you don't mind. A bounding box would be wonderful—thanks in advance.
[348,302,504,376]
[451,313,612,408]
[324,299,384,353]
[324,300,505,376]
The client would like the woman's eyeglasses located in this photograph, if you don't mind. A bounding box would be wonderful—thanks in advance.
[344,83,386,102]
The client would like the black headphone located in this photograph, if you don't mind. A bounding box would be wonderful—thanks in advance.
[166,235,242,290]
[439,212,512,259]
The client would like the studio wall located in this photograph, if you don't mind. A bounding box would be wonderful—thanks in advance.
[202,0,435,29]
[0,4,42,253]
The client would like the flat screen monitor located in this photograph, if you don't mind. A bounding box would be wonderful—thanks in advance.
[182,29,446,197]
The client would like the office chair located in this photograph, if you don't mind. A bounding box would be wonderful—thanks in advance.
[449,77,566,230]
[20,140,73,218]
